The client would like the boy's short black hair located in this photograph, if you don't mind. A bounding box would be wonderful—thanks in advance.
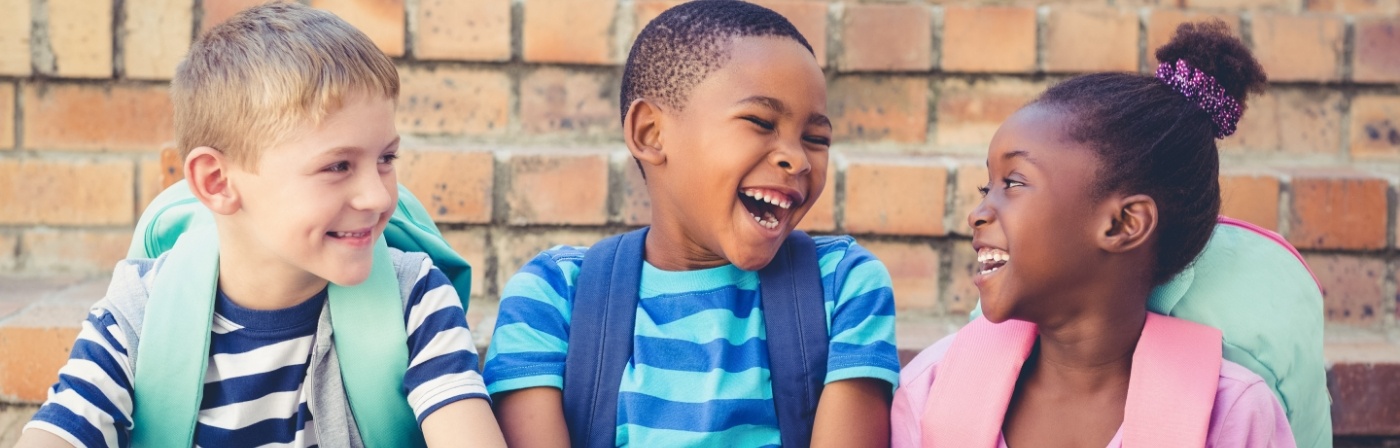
[620,0,814,123]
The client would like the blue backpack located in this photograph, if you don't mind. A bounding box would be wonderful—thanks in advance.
[563,227,828,447]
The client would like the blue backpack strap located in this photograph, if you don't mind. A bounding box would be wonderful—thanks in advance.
[758,230,828,447]
[563,227,648,448]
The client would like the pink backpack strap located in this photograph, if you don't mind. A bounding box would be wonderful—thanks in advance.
[920,317,1037,448]
[1122,313,1223,448]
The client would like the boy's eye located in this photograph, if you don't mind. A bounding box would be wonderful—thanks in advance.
[326,161,350,173]
[743,116,775,131]
[803,135,831,147]
[379,153,399,165]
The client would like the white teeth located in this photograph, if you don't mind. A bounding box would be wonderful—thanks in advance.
[976,248,1010,275]
[742,188,793,210]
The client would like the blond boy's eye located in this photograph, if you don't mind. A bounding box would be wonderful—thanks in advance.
[379,153,399,164]
[326,161,350,173]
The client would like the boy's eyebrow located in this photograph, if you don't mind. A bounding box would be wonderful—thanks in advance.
[321,136,401,158]
[737,96,831,128]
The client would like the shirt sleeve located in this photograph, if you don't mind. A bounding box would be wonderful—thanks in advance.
[821,240,901,388]
[401,258,490,424]
[24,308,136,448]
[1206,380,1299,448]
[482,249,582,395]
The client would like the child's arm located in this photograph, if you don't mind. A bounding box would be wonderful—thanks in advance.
[14,428,77,448]
[811,378,892,448]
[421,397,507,448]
[494,387,571,448]
[19,307,136,448]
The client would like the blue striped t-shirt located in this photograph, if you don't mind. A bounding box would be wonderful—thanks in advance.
[484,235,900,446]
[25,255,488,448]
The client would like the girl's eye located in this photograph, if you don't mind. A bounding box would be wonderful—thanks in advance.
[326,161,350,173]
[744,116,775,131]
[379,153,399,165]
[977,185,991,197]
[1006,179,1025,189]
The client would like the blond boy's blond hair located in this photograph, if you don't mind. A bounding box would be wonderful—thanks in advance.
[172,2,398,168]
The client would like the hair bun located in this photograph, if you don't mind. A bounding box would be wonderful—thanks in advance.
[1154,20,1267,106]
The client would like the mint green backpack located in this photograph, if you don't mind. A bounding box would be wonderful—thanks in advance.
[126,180,471,448]
[973,217,1332,447]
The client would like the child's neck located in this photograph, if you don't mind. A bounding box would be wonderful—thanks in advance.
[215,230,329,311]
[643,218,731,271]
[1028,303,1146,394]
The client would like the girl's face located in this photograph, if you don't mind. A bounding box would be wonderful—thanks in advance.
[968,105,1111,325]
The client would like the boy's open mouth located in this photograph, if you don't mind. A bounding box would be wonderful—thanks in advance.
[738,187,799,230]
[327,229,372,239]
[976,248,1010,275]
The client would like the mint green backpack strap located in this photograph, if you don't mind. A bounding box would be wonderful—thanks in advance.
[327,238,427,448]
[131,222,219,447]
[384,184,471,313]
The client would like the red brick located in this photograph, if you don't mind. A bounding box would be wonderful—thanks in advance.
[311,0,405,57]
[45,0,113,78]
[0,232,17,272]
[159,143,183,187]
[615,152,652,226]
[946,241,980,316]
[1146,10,1240,60]
[441,228,492,299]
[949,162,988,237]
[0,0,30,76]
[844,157,948,236]
[829,76,928,143]
[1288,171,1389,250]
[1185,0,1291,10]
[0,159,135,226]
[23,83,174,151]
[494,228,611,292]
[934,78,1043,153]
[1350,95,1400,160]
[523,0,618,64]
[520,68,620,137]
[506,150,611,226]
[414,0,511,61]
[0,83,12,149]
[1250,13,1343,82]
[860,240,940,312]
[1329,362,1400,436]
[137,156,167,220]
[1044,8,1139,73]
[1219,172,1281,231]
[1354,18,1400,84]
[752,0,829,67]
[397,148,495,224]
[0,280,104,403]
[941,6,1037,74]
[796,159,837,233]
[21,229,130,275]
[201,0,273,32]
[1306,0,1398,15]
[1223,89,1343,155]
[1303,254,1385,326]
[397,67,511,136]
[123,0,193,80]
[840,4,931,72]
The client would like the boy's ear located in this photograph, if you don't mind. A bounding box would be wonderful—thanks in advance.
[624,98,666,168]
[185,146,241,215]
[1097,194,1157,253]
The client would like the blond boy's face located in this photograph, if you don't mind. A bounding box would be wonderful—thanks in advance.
[226,94,400,289]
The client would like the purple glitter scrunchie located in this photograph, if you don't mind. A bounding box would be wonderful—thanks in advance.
[1155,59,1242,139]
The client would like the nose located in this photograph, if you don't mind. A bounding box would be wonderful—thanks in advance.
[770,140,811,175]
[352,167,396,214]
[967,199,994,231]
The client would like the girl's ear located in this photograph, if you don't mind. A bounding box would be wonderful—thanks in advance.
[185,147,241,215]
[1098,194,1157,253]
[624,98,666,170]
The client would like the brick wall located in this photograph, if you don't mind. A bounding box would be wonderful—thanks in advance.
[0,0,1397,327]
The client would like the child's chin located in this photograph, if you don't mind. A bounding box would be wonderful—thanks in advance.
[727,248,780,272]
[323,267,372,287]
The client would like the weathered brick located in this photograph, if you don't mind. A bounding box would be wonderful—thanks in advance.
[1329,362,1400,436]
[506,151,611,226]
[946,241,980,316]
[397,67,511,136]
[1219,172,1281,231]
[934,78,1043,153]
[1146,10,1240,60]
[828,76,927,143]
[0,83,12,149]
[0,0,30,76]
[494,228,611,292]
[123,0,193,80]
[520,68,620,137]
[201,0,273,32]
[397,148,495,224]
[1250,13,1343,82]
[859,240,940,312]
[137,156,166,220]
[21,229,130,274]
[523,0,618,64]
[1044,8,1139,73]
[1306,0,1398,15]
[1303,254,1385,326]
[23,83,174,151]
[158,143,183,187]
[414,0,511,61]
[752,0,829,67]
[0,280,104,403]
[1354,18,1400,84]
[441,228,492,299]
[0,232,17,272]
[796,159,837,233]
[840,4,931,72]
[941,6,1037,74]
[1350,95,1400,159]
[1288,171,1389,250]
[1185,0,1291,11]
[844,157,948,236]
[0,159,135,226]
[45,0,113,78]
[1223,89,1343,156]
[950,162,988,237]
[615,152,652,226]
[311,0,405,57]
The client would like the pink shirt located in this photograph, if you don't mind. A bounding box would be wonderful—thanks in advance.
[892,333,1298,448]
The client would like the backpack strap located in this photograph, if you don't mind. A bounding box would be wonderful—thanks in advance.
[1216,216,1320,290]
[920,317,1036,448]
[757,230,828,447]
[563,228,648,448]
[1122,313,1222,448]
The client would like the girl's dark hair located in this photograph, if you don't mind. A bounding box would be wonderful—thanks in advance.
[1032,20,1267,284]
